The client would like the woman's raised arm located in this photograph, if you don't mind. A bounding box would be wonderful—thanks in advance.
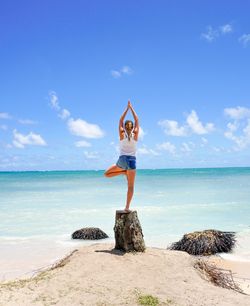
[128,101,139,140]
[119,103,129,134]
[129,102,139,127]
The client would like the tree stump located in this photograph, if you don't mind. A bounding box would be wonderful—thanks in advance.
[114,210,146,252]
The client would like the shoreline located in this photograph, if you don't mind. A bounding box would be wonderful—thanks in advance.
[1,243,250,306]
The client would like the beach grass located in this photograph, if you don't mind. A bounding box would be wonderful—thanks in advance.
[137,294,176,306]
[138,294,159,306]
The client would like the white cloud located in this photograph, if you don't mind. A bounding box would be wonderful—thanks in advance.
[137,146,160,156]
[18,119,37,125]
[111,70,121,78]
[201,26,219,42]
[121,66,133,75]
[137,148,149,155]
[239,34,250,47]
[156,142,176,155]
[12,129,47,148]
[111,66,133,78]
[68,118,104,139]
[0,155,19,168]
[243,120,250,138]
[213,146,221,152]
[49,91,70,119]
[48,91,105,142]
[201,137,208,144]
[224,106,250,150]
[138,126,146,140]
[181,142,192,153]
[83,151,99,159]
[49,91,60,110]
[200,137,208,148]
[227,122,238,132]
[58,108,70,120]
[201,23,233,42]
[159,110,214,137]
[220,24,233,34]
[0,112,11,119]
[13,140,25,148]
[0,124,8,130]
[186,110,214,134]
[188,141,195,148]
[224,106,250,120]
[75,140,91,147]
[158,120,187,136]
[224,117,250,150]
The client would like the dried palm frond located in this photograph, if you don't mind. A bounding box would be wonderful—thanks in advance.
[168,229,236,255]
[194,258,244,294]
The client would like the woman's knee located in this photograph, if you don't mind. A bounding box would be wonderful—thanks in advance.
[104,170,110,177]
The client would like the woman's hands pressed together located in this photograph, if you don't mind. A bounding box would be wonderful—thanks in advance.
[128,100,132,109]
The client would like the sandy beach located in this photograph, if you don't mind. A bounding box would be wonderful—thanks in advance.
[0,243,250,306]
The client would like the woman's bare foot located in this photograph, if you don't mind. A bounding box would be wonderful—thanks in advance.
[124,208,131,213]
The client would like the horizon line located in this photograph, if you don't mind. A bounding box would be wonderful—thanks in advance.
[1,166,250,173]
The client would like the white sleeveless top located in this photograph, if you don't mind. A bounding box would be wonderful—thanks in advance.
[119,130,137,156]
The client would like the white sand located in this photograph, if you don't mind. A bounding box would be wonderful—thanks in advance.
[0,243,250,306]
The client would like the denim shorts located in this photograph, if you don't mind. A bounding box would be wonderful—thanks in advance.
[116,155,136,170]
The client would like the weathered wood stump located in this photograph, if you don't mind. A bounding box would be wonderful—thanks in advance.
[114,210,145,252]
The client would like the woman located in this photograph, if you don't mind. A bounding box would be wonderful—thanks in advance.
[104,100,139,212]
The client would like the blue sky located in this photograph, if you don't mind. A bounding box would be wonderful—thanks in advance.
[0,0,250,170]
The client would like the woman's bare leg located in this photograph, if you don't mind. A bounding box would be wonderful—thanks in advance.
[124,170,136,211]
[104,164,127,178]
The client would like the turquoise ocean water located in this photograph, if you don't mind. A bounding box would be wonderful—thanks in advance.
[1,168,250,280]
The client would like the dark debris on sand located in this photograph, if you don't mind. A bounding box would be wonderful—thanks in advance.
[194,258,244,294]
[72,227,109,240]
[168,229,236,256]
